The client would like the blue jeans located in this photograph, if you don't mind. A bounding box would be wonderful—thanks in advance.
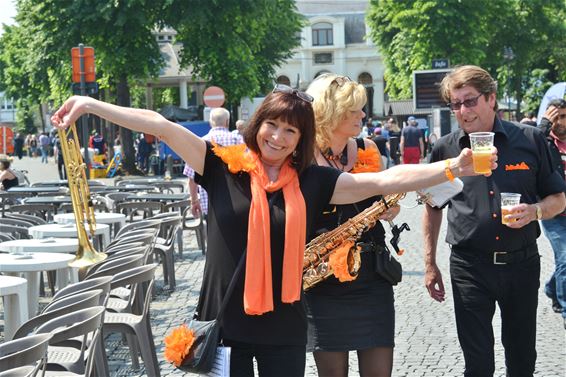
[541,216,566,318]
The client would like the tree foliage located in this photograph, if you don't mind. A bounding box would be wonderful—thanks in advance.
[368,0,566,115]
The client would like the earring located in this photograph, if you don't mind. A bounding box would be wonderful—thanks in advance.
[292,150,298,158]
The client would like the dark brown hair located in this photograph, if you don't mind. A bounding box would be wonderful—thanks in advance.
[440,65,499,111]
[242,91,315,173]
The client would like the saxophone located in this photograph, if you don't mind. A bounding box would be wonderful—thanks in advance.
[303,192,405,291]
[59,124,107,268]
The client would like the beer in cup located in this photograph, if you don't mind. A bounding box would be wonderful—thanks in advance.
[501,192,521,225]
[469,132,494,174]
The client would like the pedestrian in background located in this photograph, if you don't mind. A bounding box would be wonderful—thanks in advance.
[423,65,566,377]
[539,98,566,327]
[400,116,423,164]
[306,73,399,377]
[232,119,246,136]
[51,91,492,377]
[387,118,401,166]
[38,132,50,163]
[183,107,243,219]
[13,133,24,160]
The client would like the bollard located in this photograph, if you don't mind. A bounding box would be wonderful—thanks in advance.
[165,154,173,180]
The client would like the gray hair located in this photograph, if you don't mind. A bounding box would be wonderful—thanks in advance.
[210,108,230,128]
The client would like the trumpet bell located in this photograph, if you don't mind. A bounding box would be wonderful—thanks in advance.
[69,244,107,268]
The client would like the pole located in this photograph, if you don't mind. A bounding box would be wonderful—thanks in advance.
[79,43,91,178]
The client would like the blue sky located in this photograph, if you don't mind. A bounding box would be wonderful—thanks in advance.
[0,0,17,35]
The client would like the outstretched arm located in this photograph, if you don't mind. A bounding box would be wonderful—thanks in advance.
[51,96,207,175]
[330,147,497,204]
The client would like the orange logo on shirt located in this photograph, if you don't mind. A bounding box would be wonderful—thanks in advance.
[505,162,530,171]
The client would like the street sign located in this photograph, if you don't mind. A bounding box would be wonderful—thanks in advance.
[71,46,96,83]
[203,86,225,108]
[0,126,14,155]
[71,82,99,95]
[432,59,450,69]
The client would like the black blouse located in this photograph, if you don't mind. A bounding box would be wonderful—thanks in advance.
[194,142,341,345]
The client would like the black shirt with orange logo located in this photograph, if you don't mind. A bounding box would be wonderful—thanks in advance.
[429,117,566,252]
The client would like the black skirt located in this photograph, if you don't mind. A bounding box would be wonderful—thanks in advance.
[304,249,395,352]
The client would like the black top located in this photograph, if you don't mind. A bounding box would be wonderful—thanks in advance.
[429,117,566,251]
[195,142,342,345]
[401,126,422,148]
[307,138,386,294]
[540,118,566,217]
[1,175,18,190]
[371,135,388,157]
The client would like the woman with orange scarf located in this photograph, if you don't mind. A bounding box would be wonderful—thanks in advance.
[51,90,496,377]
[304,74,399,377]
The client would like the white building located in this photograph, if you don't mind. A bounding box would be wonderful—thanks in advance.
[275,0,385,117]
[0,92,16,125]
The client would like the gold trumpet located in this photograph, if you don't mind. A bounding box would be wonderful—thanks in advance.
[59,124,107,268]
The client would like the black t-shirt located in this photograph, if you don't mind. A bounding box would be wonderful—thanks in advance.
[429,117,566,251]
[194,142,342,345]
[401,126,422,148]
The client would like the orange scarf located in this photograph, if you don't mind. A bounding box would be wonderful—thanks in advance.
[212,144,306,315]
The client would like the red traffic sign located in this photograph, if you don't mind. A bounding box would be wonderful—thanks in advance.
[203,86,225,108]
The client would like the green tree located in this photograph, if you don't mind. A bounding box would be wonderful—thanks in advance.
[168,0,303,104]
[367,0,566,118]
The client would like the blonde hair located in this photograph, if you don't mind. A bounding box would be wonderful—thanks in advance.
[306,74,367,150]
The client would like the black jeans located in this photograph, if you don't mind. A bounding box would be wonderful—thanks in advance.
[224,340,306,377]
[450,250,540,377]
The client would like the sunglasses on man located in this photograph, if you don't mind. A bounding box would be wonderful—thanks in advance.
[447,93,484,111]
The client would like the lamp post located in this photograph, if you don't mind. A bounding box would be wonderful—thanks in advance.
[503,46,515,120]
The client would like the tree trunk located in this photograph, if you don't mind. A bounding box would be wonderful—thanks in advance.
[116,76,143,175]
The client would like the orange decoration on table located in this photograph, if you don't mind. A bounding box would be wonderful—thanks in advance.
[328,240,357,282]
[164,324,196,367]
[351,148,381,173]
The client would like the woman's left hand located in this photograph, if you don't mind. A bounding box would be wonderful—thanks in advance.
[378,204,400,222]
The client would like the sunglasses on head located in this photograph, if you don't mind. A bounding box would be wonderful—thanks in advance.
[272,84,314,103]
[332,76,352,87]
[447,93,484,111]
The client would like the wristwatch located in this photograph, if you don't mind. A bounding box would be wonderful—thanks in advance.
[535,204,543,220]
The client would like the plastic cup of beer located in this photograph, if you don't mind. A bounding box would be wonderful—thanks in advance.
[469,132,494,174]
[501,192,521,225]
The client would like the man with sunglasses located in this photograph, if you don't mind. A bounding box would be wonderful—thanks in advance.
[422,65,566,377]
[539,99,566,327]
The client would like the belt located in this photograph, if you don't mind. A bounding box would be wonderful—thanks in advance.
[451,243,538,265]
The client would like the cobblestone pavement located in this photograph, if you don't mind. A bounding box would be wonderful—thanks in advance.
[3,156,565,376]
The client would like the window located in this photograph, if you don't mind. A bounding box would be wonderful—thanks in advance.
[314,53,333,64]
[312,22,333,46]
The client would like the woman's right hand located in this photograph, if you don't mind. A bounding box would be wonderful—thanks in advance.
[453,147,498,177]
[51,96,93,129]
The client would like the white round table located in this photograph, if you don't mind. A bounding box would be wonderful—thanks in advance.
[0,238,79,254]
[0,252,75,316]
[54,212,126,235]
[0,275,29,340]
[28,223,111,248]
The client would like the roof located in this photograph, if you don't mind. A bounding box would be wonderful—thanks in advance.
[383,100,432,116]
[296,0,368,14]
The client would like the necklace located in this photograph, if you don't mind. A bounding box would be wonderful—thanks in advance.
[322,144,348,166]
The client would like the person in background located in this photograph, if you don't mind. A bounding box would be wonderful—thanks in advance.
[89,130,107,156]
[184,107,243,219]
[305,74,399,377]
[38,132,50,163]
[372,128,389,169]
[13,133,24,160]
[400,116,423,164]
[0,155,19,190]
[387,118,401,166]
[423,65,566,376]
[232,119,247,136]
[539,98,566,327]
[53,135,66,180]
[520,111,538,127]
[51,90,493,377]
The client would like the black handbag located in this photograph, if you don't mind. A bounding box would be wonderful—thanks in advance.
[179,251,246,373]
[374,245,402,285]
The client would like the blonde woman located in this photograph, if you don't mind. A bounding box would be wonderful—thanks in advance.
[304,74,398,377]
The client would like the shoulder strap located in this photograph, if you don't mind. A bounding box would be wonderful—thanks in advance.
[216,250,247,323]
[355,137,365,150]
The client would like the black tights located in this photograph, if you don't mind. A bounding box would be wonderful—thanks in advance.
[313,347,393,377]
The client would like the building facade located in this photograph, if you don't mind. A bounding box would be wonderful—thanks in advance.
[0,92,16,126]
[275,0,385,117]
